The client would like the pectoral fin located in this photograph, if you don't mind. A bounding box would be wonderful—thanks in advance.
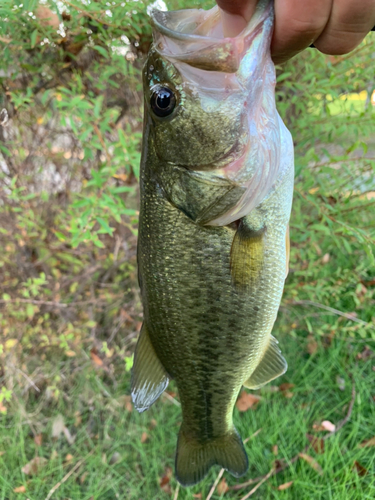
[230,219,265,292]
[243,336,287,390]
[131,323,170,412]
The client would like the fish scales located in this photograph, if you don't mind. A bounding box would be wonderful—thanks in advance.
[132,0,294,487]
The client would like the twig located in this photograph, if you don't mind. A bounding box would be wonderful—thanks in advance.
[8,363,40,393]
[173,484,180,500]
[93,123,110,162]
[0,298,69,308]
[44,450,94,500]
[244,428,262,444]
[162,392,181,407]
[240,467,275,500]
[206,468,224,500]
[290,300,368,325]
[0,297,124,308]
[230,474,265,491]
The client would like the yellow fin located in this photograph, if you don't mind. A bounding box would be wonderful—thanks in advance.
[230,220,265,292]
[175,427,248,486]
[243,335,287,390]
[131,323,170,412]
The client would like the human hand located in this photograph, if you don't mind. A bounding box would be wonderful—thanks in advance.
[216,0,375,64]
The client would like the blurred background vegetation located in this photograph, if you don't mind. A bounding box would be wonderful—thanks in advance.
[0,1,374,498]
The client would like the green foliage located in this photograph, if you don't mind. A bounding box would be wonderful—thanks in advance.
[0,0,374,497]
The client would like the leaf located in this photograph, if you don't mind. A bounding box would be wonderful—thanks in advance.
[35,5,60,29]
[236,391,261,411]
[63,426,75,445]
[123,395,133,412]
[93,45,108,58]
[51,414,65,438]
[149,418,157,429]
[13,486,26,493]
[30,29,38,48]
[21,456,48,475]
[356,346,373,360]
[299,453,323,475]
[5,339,18,350]
[321,253,330,264]
[353,461,368,476]
[277,481,293,491]
[159,466,172,494]
[34,434,42,446]
[279,383,295,398]
[307,335,318,355]
[336,376,346,391]
[313,420,336,432]
[321,420,336,433]
[359,436,375,448]
[279,383,295,391]
[217,478,229,495]
[90,349,103,367]
[109,452,121,465]
[96,217,113,235]
[307,434,325,454]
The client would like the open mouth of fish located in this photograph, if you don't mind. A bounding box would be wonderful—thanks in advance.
[150,1,294,225]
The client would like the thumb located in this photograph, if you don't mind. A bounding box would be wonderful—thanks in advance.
[216,0,259,37]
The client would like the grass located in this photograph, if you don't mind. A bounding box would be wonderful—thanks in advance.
[0,125,374,498]
[0,303,374,499]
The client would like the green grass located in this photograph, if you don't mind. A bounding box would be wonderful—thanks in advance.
[0,312,374,500]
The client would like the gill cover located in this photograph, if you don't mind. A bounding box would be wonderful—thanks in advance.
[150,0,294,225]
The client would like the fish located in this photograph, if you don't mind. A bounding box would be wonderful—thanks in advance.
[131,0,294,487]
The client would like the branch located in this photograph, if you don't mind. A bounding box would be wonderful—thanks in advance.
[44,449,94,500]
[289,300,368,325]
[240,467,275,500]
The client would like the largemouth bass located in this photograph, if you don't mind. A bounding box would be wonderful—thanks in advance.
[131,0,294,486]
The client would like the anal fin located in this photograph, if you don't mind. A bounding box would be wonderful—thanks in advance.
[243,336,287,390]
[131,323,170,412]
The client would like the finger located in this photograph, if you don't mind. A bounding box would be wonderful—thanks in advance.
[215,0,258,20]
[216,0,258,37]
[271,0,333,64]
[313,0,375,54]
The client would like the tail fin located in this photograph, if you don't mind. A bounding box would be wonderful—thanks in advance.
[175,428,248,487]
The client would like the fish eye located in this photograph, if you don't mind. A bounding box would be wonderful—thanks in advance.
[150,86,176,118]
